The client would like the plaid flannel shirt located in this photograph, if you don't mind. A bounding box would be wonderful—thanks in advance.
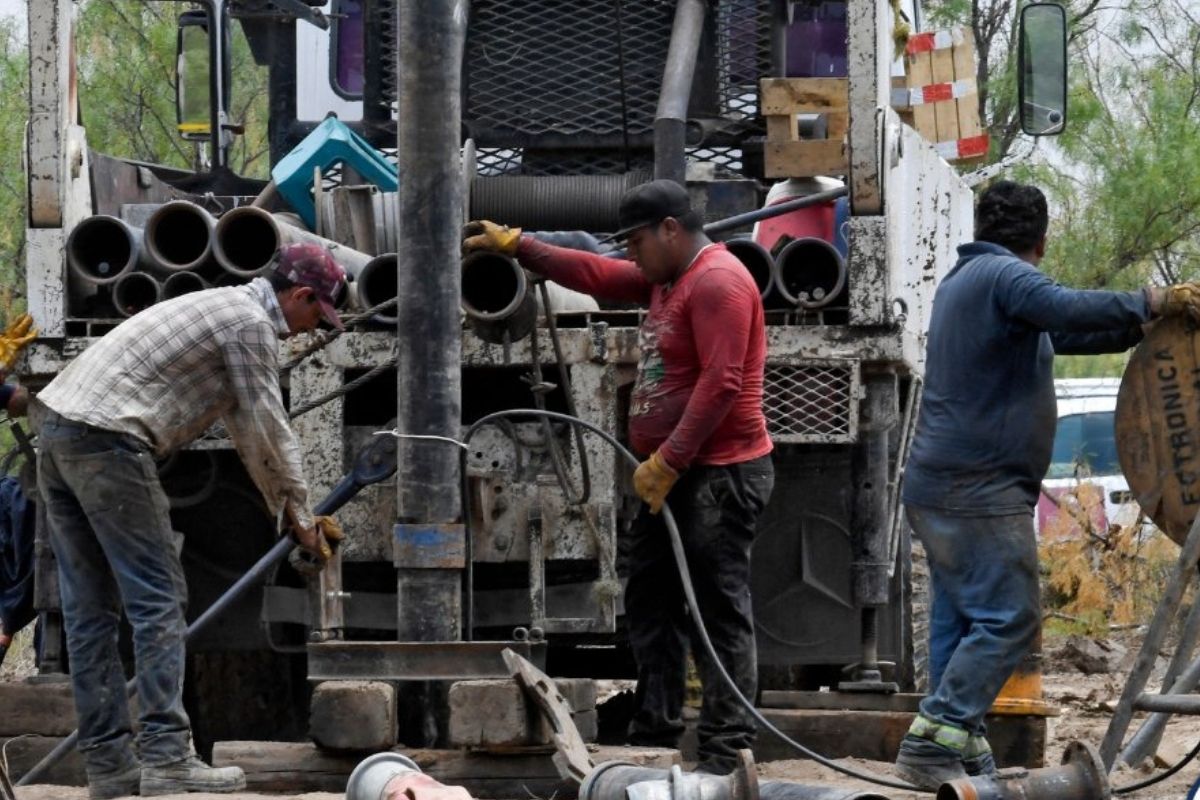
[38,278,314,530]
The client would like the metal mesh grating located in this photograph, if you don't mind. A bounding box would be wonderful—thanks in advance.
[463,0,673,141]
[687,0,775,174]
[763,360,860,444]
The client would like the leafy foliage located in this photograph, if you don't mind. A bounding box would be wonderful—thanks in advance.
[75,1,271,177]
[1039,482,1177,634]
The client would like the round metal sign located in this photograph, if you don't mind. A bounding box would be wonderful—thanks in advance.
[1116,316,1200,546]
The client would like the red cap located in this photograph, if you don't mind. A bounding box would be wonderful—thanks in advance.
[273,243,347,330]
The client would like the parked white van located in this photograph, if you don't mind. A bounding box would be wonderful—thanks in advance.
[1037,378,1144,536]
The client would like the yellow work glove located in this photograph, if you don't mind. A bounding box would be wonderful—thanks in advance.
[633,451,680,515]
[1160,283,1200,323]
[0,314,37,372]
[291,514,345,569]
[462,220,522,257]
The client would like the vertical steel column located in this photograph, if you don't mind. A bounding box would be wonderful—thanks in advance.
[841,372,898,691]
[654,0,705,185]
[393,0,467,643]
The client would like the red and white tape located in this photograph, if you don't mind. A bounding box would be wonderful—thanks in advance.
[892,78,977,108]
[935,134,989,161]
[906,29,966,55]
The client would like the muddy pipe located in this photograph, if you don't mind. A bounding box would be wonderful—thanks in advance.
[347,752,473,800]
[212,205,373,279]
[773,237,847,309]
[356,253,400,325]
[144,201,218,274]
[66,215,150,286]
[112,271,162,317]
[162,271,210,300]
[937,741,1109,800]
[724,238,774,299]
[461,251,537,344]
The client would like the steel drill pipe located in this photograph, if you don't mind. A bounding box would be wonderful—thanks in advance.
[213,206,373,279]
[581,755,759,800]
[356,253,399,325]
[461,251,538,344]
[144,200,218,273]
[724,238,775,299]
[66,215,148,285]
[162,271,210,300]
[112,271,162,317]
[773,237,847,309]
[347,752,473,800]
[936,741,1109,800]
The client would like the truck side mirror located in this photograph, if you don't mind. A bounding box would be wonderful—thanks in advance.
[176,10,212,140]
[1018,2,1068,136]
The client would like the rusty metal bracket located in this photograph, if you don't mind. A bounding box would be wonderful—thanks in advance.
[503,647,593,784]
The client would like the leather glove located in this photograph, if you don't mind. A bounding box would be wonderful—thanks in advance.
[1157,283,1200,322]
[291,514,345,571]
[633,450,680,515]
[462,220,522,256]
[0,313,36,372]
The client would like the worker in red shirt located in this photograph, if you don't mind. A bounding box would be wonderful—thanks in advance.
[464,180,774,774]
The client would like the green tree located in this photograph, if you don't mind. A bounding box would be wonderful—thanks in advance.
[75,0,271,177]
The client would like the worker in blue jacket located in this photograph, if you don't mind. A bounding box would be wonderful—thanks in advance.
[895,180,1200,788]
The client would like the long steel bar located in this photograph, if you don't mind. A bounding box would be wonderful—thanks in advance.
[1133,693,1200,715]
[654,0,706,184]
[305,641,546,681]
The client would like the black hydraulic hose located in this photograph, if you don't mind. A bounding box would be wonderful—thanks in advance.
[461,409,928,794]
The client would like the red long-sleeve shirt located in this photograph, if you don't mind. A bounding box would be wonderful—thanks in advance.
[516,237,772,470]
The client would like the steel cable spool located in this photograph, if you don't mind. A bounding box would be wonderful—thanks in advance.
[470,172,651,232]
[1115,316,1200,545]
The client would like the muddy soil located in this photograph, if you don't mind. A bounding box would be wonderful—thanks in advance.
[11,630,1200,799]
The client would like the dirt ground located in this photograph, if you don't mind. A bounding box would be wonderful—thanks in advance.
[10,628,1200,799]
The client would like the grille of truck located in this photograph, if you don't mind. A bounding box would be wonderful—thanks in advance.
[763,360,860,444]
[374,0,775,177]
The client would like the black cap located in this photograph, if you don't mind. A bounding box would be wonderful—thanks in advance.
[608,179,693,242]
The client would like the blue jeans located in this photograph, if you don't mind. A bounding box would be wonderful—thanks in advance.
[37,410,191,776]
[910,505,1040,738]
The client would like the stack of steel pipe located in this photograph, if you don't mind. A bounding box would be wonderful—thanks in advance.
[66,201,374,320]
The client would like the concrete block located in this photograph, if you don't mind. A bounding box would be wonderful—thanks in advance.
[448,678,597,748]
[309,680,397,751]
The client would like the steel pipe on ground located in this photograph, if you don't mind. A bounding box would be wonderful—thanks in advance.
[113,271,162,317]
[347,752,473,800]
[937,741,1109,800]
[213,206,373,279]
[162,271,210,300]
[144,200,217,274]
[773,237,847,309]
[66,215,149,286]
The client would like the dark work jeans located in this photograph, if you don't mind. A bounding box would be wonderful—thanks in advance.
[37,411,191,778]
[625,454,774,770]
[910,505,1040,739]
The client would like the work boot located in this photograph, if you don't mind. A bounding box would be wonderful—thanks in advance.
[140,755,246,796]
[963,735,997,777]
[895,734,968,790]
[87,763,142,800]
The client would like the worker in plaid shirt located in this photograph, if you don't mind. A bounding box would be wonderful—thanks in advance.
[33,243,346,799]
